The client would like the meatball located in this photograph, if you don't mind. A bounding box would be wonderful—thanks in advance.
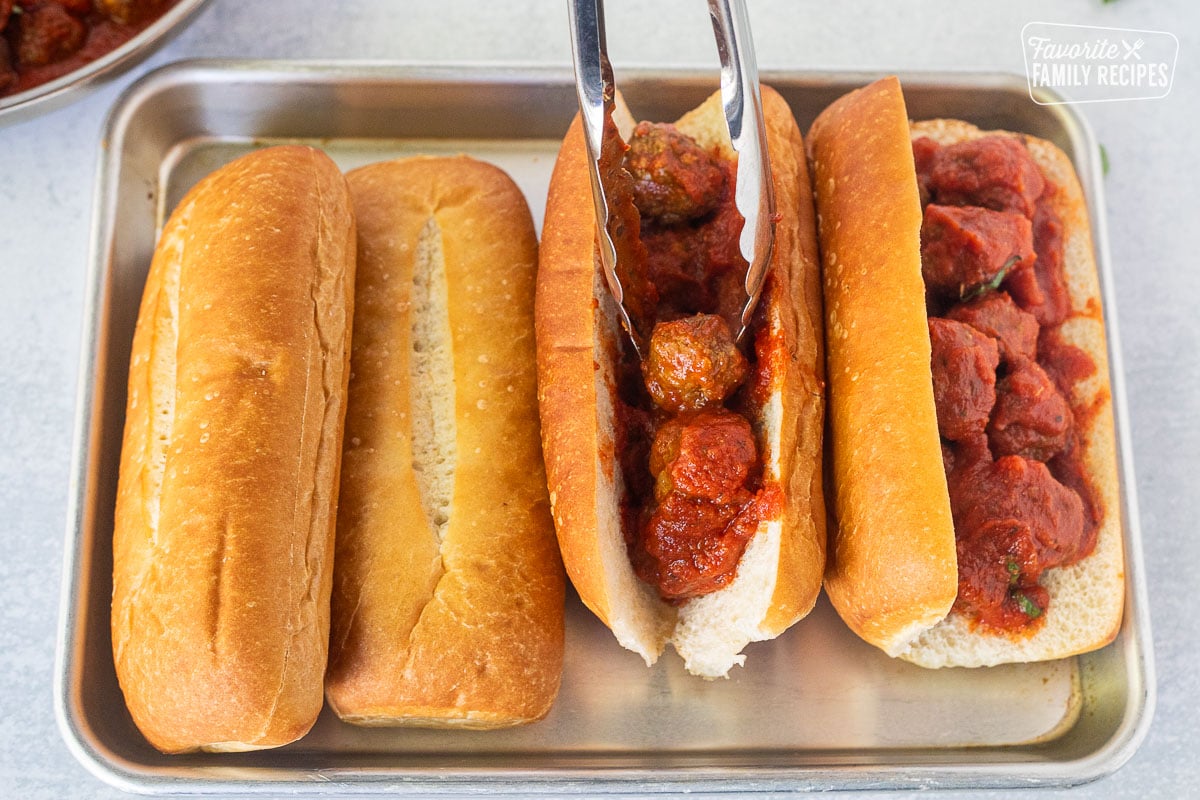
[927,135,1046,219]
[949,453,1088,572]
[953,517,1050,631]
[642,314,748,413]
[625,122,726,224]
[636,490,757,601]
[639,179,747,318]
[640,224,710,314]
[928,317,1000,442]
[946,291,1039,364]
[648,407,758,504]
[635,406,761,601]
[921,204,1036,304]
[987,357,1073,462]
[12,3,85,68]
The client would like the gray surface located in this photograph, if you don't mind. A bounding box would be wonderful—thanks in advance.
[0,0,1193,797]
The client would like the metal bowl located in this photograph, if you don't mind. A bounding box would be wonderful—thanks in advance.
[0,0,211,126]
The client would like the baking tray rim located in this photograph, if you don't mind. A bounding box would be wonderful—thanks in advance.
[53,59,1156,794]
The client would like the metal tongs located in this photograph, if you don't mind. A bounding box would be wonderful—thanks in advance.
[569,0,776,357]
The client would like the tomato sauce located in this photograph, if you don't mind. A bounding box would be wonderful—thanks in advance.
[3,2,180,98]
[602,116,777,603]
[916,134,1101,635]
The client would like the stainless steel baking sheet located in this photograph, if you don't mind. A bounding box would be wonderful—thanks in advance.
[54,61,1154,794]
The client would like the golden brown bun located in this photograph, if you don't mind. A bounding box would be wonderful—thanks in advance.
[809,77,1123,666]
[897,120,1123,667]
[808,76,958,657]
[536,86,826,678]
[111,145,356,753]
[325,156,564,727]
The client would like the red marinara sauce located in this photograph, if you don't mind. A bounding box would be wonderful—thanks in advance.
[2,2,179,99]
[916,134,1101,635]
[603,118,779,603]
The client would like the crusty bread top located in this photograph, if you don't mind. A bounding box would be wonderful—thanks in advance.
[111,145,355,752]
[896,120,1124,668]
[537,87,825,677]
[808,77,959,656]
[326,156,564,727]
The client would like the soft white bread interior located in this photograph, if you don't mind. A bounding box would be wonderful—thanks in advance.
[325,156,564,726]
[896,120,1124,668]
[536,87,826,678]
[111,145,356,753]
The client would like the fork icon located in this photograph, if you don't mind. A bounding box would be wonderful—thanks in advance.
[1122,38,1145,60]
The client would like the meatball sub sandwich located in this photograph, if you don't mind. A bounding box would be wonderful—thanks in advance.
[809,77,1123,668]
[536,87,827,678]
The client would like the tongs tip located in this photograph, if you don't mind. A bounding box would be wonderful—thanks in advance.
[570,0,775,355]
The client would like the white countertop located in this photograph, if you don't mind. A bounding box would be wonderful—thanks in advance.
[1,0,1195,797]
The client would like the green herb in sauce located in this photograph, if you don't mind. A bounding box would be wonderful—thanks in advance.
[1014,591,1043,618]
[963,254,1022,301]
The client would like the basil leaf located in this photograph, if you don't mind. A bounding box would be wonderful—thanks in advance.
[1014,592,1043,618]
[963,254,1022,301]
